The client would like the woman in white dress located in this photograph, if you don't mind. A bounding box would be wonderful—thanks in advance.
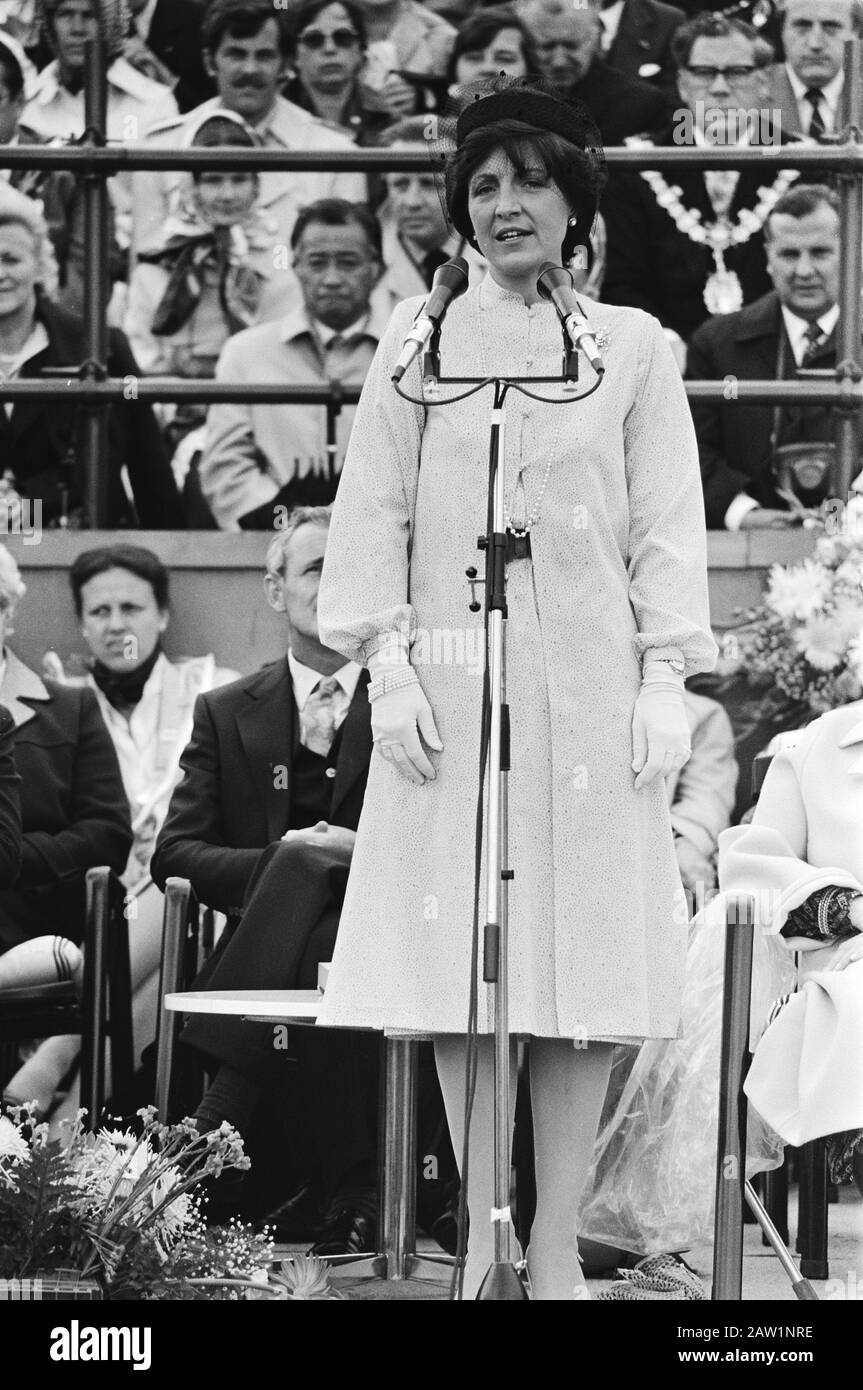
[316,78,718,1299]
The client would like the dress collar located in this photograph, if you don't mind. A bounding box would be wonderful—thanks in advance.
[0,646,51,727]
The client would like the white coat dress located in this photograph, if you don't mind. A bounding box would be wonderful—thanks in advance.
[316,274,718,1039]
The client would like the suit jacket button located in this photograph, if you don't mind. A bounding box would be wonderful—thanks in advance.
[325,766,336,778]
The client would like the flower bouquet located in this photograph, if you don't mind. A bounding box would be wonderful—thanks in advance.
[717,499,863,729]
[0,1105,341,1300]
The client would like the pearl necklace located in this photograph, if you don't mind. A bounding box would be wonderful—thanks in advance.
[476,287,569,538]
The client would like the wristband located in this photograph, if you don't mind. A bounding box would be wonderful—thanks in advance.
[368,667,419,703]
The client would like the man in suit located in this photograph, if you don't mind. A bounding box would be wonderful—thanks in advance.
[199,198,390,530]
[516,0,673,144]
[603,11,794,341]
[593,0,686,94]
[686,184,858,529]
[765,0,863,138]
[151,507,379,1253]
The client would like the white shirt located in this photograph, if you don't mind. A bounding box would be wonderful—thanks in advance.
[781,302,840,366]
[22,56,178,142]
[0,321,48,419]
[725,302,841,530]
[786,64,844,135]
[598,0,625,51]
[287,649,361,731]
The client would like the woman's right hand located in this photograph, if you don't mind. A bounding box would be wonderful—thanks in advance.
[372,683,443,785]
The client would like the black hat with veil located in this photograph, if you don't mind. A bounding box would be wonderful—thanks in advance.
[428,75,607,271]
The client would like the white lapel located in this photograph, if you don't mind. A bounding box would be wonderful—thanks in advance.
[838,714,863,774]
[0,647,51,728]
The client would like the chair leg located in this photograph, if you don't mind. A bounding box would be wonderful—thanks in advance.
[763,1157,789,1245]
[155,878,195,1121]
[108,882,134,1115]
[712,898,755,1301]
[797,1140,829,1280]
[81,869,110,1130]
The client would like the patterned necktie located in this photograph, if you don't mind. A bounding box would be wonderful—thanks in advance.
[299,675,341,756]
[801,320,824,365]
[805,88,826,139]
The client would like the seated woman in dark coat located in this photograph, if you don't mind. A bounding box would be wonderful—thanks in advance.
[0,544,132,1114]
[0,183,183,530]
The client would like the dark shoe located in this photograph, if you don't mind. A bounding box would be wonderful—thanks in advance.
[430,1204,459,1257]
[308,1192,377,1258]
[256,1179,325,1242]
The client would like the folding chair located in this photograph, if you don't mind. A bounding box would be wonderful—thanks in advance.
[0,867,134,1127]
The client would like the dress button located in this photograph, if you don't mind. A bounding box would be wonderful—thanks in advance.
[325,767,337,779]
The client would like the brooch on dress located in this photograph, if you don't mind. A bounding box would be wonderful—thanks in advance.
[594,329,611,353]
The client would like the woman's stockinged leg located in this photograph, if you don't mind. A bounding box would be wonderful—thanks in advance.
[433,1033,518,1300]
[528,1038,614,1301]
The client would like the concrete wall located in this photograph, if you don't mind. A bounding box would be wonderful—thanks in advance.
[1,529,817,678]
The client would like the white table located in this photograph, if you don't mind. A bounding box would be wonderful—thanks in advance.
[160,986,453,1283]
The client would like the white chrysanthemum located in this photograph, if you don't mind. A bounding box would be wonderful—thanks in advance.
[766,559,831,623]
[796,597,858,670]
[151,1165,194,1239]
[0,1115,29,1164]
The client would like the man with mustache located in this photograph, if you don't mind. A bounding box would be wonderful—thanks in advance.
[131,0,366,272]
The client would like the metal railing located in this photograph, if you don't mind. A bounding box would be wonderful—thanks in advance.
[1,36,861,525]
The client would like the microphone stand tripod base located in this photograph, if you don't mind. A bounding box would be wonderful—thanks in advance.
[476,1261,529,1301]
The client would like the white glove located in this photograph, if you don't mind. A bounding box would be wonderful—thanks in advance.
[632,663,691,790]
[366,656,441,789]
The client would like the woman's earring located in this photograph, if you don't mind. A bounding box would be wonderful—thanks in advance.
[568,215,578,227]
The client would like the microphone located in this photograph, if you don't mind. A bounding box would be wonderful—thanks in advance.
[536,263,605,376]
[391,256,470,383]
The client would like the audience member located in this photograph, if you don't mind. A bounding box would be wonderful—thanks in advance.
[199,197,389,530]
[124,0,215,113]
[374,116,486,302]
[284,0,392,145]
[133,0,366,259]
[0,26,123,315]
[151,511,379,1252]
[687,185,856,530]
[602,12,791,341]
[28,545,239,1124]
[0,184,183,528]
[766,0,863,138]
[125,112,290,388]
[516,0,671,143]
[446,5,540,87]
[592,0,686,93]
[23,0,178,140]
[0,544,132,1115]
[357,0,456,118]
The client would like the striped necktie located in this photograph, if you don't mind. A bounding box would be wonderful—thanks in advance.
[805,88,826,139]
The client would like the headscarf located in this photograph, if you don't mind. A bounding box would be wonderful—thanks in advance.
[138,111,266,338]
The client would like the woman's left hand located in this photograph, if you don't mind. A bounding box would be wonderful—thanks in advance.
[632,678,691,790]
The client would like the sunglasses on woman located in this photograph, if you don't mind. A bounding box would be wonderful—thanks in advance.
[298,28,361,51]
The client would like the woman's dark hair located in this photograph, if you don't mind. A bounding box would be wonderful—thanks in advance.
[446,6,539,85]
[202,0,291,58]
[290,196,382,260]
[447,118,601,260]
[285,0,367,53]
[70,546,170,616]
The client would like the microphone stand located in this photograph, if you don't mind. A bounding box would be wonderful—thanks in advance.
[398,320,599,1302]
